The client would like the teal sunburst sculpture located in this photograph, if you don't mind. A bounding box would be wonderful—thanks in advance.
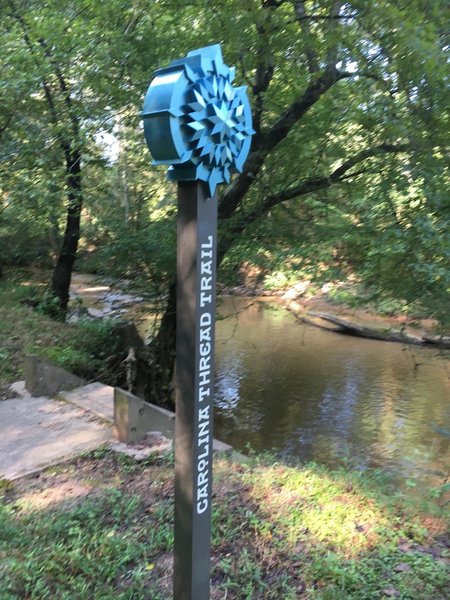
[142,44,254,197]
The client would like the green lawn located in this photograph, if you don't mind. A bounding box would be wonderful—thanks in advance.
[1,269,448,598]
[1,448,448,599]
[0,269,121,398]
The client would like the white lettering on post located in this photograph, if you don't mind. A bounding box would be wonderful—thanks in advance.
[196,235,215,515]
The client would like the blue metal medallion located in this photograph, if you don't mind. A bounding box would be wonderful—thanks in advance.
[142,44,254,197]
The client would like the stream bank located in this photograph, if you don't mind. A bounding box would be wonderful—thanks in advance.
[70,272,449,346]
[223,280,448,347]
[68,273,450,497]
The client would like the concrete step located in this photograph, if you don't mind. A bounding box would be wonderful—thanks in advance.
[8,380,34,399]
[58,382,114,423]
[0,395,112,480]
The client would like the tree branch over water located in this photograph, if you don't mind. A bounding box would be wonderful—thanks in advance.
[218,143,410,263]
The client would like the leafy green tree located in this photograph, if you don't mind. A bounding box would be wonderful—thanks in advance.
[1,0,447,406]
[137,0,448,406]
[1,0,162,311]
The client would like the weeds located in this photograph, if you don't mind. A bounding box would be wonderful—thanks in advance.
[0,449,448,599]
[0,271,124,394]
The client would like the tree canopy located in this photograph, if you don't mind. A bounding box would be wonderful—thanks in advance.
[1,0,448,399]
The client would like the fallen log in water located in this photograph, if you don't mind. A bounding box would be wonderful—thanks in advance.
[422,334,450,349]
[298,311,450,348]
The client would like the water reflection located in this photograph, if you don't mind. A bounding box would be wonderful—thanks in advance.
[214,297,450,490]
[71,274,449,493]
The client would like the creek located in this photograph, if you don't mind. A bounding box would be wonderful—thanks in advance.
[215,297,449,493]
[71,274,450,493]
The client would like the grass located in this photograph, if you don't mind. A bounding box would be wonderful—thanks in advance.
[0,269,122,397]
[0,270,70,394]
[0,449,448,599]
[1,268,448,597]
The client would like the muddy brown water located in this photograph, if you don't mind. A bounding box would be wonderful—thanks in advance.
[71,276,450,493]
[215,297,450,492]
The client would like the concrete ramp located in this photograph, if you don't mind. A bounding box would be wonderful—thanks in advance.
[0,383,112,481]
[58,382,114,423]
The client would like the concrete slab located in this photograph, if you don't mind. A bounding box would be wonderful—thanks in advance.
[58,382,114,423]
[114,387,233,456]
[25,354,85,397]
[8,380,31,398]
[0,396,112,481]
[114,387,175,443]
[1,380,233,482]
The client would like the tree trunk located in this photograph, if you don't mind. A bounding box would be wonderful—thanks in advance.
[302,311,450,347]
[135,11,373,409]
[51,149,82,314]
[141,282,177,409]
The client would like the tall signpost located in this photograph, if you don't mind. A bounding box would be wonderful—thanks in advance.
[142,45,254,600]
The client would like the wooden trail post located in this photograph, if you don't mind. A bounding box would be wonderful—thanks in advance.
[174,182,217,599]
[142,44,254,600]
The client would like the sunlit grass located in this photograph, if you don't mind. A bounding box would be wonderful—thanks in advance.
[0,450,448,599]
[242,463,389,556]
[212,456,449,599]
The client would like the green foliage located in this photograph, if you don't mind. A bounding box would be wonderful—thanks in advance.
[1,450,448,599]
[213,456,450,599]
[0,0,448,325]
[80,213,177,285]
[39,319,122,385]
[12,283,62,318]
[0,273,124,391]
[0,479,15,493]
[0,489,168,599]
[0,215,56,267]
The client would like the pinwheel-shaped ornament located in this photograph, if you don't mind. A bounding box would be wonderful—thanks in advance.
[142,44,254,197]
